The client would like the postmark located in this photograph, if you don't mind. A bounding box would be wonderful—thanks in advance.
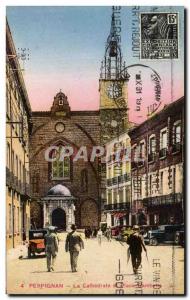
[140,13,179,59]
[120,63,163,119]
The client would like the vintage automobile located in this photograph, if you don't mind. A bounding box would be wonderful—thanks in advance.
[28,229,48,258]
[139,225,158,235]
[143,229,165,245]
[111,226,120,237]
[143,224,184,246]
[175,229,185,247]
[111,225,127,237]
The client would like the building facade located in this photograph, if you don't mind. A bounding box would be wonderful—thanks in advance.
[128,97,184,226]
[30,91,100,230]
[104,133,131,227]
[6,21,32,249]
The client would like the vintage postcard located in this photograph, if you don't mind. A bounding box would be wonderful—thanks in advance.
[6,5,185,295]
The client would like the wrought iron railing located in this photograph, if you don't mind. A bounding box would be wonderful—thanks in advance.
[138,160,145,167]
[107,178,112,186]
[159,148,167,158]
[124,173,131,182]
[131,161,138,169]
[104,202,130,211]
[143,193,183,207]
[6,167,30,196]
[148,152,156,162]
[106,173,131,187]
[172,143,182,153]
[112,177,118,185]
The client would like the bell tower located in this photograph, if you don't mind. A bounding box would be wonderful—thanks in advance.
[99,6,129,144]
[51,90,71,117]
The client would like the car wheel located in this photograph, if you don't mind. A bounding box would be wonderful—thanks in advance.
[150,238,158,246]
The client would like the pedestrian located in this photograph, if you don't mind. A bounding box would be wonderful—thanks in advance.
[93,228,98,238]
[106,226,112,242]
[86,227,91,239]
[44,226,59,272]
[97,228,103,245]
[89,227,92,238]
[126,225,147,274]
[54,226,60,244]
[65,224,84,272]
[84,228,88,239]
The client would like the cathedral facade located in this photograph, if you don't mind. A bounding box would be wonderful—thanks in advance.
[29,91,100,230]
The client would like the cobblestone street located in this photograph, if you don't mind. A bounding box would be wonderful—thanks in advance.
[7,233,184,295]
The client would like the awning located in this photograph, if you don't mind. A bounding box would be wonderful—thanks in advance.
[112,212,127,218]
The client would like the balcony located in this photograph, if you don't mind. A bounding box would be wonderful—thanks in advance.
[138,160,145,167]
[25,183,30,196]
[131,161,138,169]
[159,148,167,159]
[143,193,183,207]
[148,152,156,163]
[112,177,118,185]
[6,168,31,196]
[6,167,11,186]
[6,168,16,188]
[123,173,130,182]
[107,178,112,186]
[20,183,25,195]
[18,180,22,190]
[118,175,124,184]
[104,202,130,211]
[106,174,131,187]
[172,143,182,154]
[14,176,18,188]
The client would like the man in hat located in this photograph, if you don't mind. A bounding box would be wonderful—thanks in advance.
[127,225,147,274]
[65,224,84,272]
[44,226,59,272]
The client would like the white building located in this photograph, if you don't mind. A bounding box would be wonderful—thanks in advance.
[104,132,131,227]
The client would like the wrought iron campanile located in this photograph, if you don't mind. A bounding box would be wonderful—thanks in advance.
[99,6,129,145]
[100,7,125,80]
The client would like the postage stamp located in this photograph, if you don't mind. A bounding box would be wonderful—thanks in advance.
[140,13,179,59]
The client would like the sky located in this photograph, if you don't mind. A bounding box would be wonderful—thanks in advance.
[6,6,184,123]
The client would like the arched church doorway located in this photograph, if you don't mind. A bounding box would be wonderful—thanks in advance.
[80,199,99,228]
[52,208,66,231]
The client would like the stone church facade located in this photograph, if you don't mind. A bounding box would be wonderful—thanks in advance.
[29,91,100,230]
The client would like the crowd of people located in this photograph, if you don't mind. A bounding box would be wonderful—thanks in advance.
[84,226,112,243]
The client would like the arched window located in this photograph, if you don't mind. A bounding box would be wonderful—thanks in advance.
[51,145,70,180]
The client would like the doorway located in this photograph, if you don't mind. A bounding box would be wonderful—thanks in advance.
[52,208,66,230]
